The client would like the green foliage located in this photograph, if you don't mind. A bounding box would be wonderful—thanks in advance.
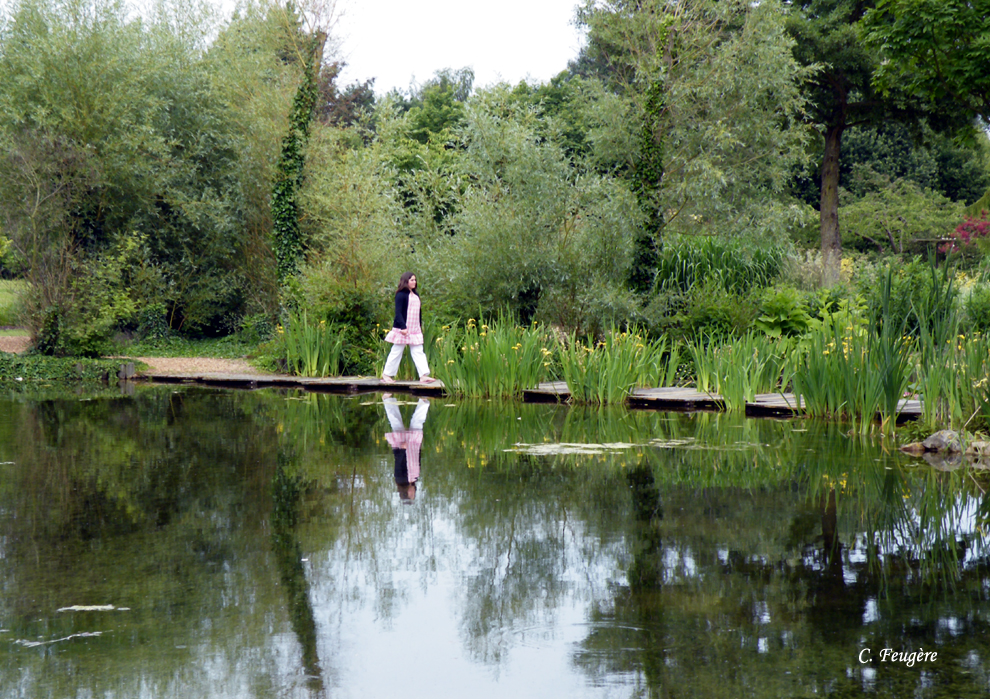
[288,262,388,376]
[0,0,301,346]
[655,235,787,295]
[839,177,962,254]
[405,68,472,143]
[559,329,678,405]
[274,312,345,378]
[580,0,813,241]
[628,79,664,293]
[863,0,990,121]
[0,353,126,381]
[686,332,792,410]
[430,317,551,398]
[0,279,25,326]
[421,87,642,331]
[792,273,914,433]
[855,257,956,338]
[754,287,814,338]
[827,123,990,207]
[964,190,990,219]
[965,285,990,334]
[273,33,322,285]
[291,125,403,375]
[645,282,759,341]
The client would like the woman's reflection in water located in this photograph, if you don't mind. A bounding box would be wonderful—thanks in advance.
[382,394,430,502]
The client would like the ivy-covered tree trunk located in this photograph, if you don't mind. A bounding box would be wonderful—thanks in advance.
[820,123,844,284]
[272,33,325,286]
[629,79,665,294]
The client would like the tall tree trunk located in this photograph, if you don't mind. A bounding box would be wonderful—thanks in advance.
[820,124,844,285]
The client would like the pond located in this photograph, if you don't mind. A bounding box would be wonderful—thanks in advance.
[1,386,989,698]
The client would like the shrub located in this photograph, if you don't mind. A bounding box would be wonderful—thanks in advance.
[290,262,390,375]
[0,279,25,326]
[754,286,813,337]
[648,282,758,341]
[940,212,990,254]
[855,257,956,339]
[964,285,990,334]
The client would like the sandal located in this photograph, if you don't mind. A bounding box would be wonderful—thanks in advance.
[419,376,437,384]
[381,375,395,383]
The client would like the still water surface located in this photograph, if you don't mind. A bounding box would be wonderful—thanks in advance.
[1,386,989,698]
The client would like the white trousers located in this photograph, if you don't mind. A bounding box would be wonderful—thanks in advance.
[383,343,430,378]
[383,397,430,431]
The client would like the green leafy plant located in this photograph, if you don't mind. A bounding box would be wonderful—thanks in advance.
[430,316,551,398]
[754,286,813,338]
[655,235,787,295]
[559,329,676,405]
[686,332,792,410]
[0,279,25,327]
[277,312,345,378]
[793,272,913,433]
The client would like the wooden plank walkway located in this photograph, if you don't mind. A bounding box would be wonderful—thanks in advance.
[139,370,924,420]
[524,382,924,419]
[139,371,447,397]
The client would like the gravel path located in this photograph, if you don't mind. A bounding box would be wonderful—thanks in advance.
[130,357,272,375]
[1,335,268,375]
[0,336,30,354]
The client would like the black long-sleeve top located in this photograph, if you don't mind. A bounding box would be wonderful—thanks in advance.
[392,289,412,329]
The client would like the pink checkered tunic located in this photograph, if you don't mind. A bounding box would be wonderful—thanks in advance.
[384,292,424,345]
[385,430,422,483]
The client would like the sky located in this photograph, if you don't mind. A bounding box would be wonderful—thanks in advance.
[331,0,586,95]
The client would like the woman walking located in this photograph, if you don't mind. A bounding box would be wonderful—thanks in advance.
[381,272,436,383]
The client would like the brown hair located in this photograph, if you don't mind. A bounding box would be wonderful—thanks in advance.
[396,272,419,295]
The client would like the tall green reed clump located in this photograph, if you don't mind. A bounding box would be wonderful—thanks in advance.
[686,332,793,411]
[655,235,787,294]
[793,273,913,433]
[559,329,679,405]
[280,312,345,377]
[431,317,550,398]
[913,263,962,430]
[956,335,990,431]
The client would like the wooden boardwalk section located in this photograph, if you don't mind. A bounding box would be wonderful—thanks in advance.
[524,382,923,420]
[139,370,923,420]
[139,371,447,397]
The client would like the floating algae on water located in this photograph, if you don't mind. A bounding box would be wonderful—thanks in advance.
[505,442,641,455]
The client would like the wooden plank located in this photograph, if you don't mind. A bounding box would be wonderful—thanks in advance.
[523,381,571,403]
[628,387,724,411]
[520,381,925,421]
[746,393,804,417]
[139,372,447,397]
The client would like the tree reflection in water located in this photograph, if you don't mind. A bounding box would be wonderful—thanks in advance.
[1,389,989,698]
[271,451,325,696]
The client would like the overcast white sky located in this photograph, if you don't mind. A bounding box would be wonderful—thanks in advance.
[331,0,586,94]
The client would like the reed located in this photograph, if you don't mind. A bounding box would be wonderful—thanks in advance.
[655,235,786,294]
[792,272,912,433]
[431,317,550,398]
[280,312,345,377]
[687,332,791,411]
[559,329,675,405]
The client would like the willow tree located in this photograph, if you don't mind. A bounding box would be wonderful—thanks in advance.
[578,0,813,291]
